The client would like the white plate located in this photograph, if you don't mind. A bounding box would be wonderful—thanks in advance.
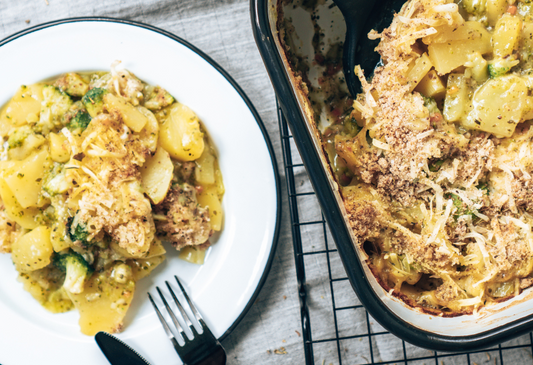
[0,18,280,364]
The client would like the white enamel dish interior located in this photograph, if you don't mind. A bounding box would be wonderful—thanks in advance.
[0,20,279,365]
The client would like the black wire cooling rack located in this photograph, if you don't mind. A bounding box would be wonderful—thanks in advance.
[277,104,533,365]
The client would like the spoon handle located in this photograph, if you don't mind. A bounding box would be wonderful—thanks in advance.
[333,0,380,97]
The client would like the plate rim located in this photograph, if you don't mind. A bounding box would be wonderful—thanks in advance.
[0,16,283,342]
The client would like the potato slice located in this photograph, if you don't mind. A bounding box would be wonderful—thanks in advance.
[521,22,533,56]
[214,169,225,196]
[179,246,207,265]
[0,84,44,136]
[423,21,486,44]
[140,146,174,204]
[443,73,469,123]
[66,265,136,336]
[3,149,50,208]
[466,52,489,84]
[50,221,72,252]
[129,254,166,281]
[0,178,39,229]
[18,268,73,313]
[465,75,528,137]
[55,73,89,97]
[159,103,204,161]
[415,70,446,100]
[493,14,522,59]
[113,237,167,262]
[428,23,491,75]
[137,106,159,153]
[487,0,507,26]
[197,186,223,231]
[195,146,216,185]
[11,226,53,273]
[104,93,147,132]
[146,238,166,258]
[406,53,433,92]
[49,132,70,163]
[8,133,47,161]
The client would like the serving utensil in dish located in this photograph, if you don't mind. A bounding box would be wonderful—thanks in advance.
[331,0,379,97]
[251,0,533,351]
[0,17,281,364]
[332,0,406,96]
[148,276,226,365]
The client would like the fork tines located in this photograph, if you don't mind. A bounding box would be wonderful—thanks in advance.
[148,276,226,365]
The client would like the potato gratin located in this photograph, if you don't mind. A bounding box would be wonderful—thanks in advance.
[0,63,224,334]
[325,0,533,315]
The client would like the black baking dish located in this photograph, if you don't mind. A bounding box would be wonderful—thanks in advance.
[251,0,533,351]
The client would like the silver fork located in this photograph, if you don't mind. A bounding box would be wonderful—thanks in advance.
[148,276,226,365]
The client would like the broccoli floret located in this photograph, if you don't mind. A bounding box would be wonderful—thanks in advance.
[488,58,519,78]
[6,125,32,149]
[423,95,440,115]
[342,117,361,137]
[144,86,175,111]
[53,251,94,294]
[42,85,73,116]
[446,193,475,220]
[488,64,510,78]
[43,167,69,196]
[428,159,444,172]
[54,73,89,97]
[462,0,485,14]
[476,181,490,196]
[67,109,92,131]
[82,87,108,117]
[62,101,91,131]
[37,85,73,134]
[66,216,91,246]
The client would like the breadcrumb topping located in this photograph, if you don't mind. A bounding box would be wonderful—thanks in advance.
[334,0,533,314]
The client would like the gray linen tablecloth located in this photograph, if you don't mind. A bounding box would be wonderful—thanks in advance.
[1,1,533,365]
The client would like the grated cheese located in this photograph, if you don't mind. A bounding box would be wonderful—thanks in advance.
[368,30,381,40]
[472,210,489,222]
[397,15,441,26]
[353,100,374,119]
[427,199,453,244]
[87,143,127,158]
[501,166,518,213]
[416,130,434,139]
[81,166,104,187]
[394,27,437,47]
[421,178,444,212]
[432,3,458,12]
[372,139,390,150]
[457,297,482,307]
[60,127,79,155]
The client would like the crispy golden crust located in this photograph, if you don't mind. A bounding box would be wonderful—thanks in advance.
[345,199,381,244]
[68,112,155,256]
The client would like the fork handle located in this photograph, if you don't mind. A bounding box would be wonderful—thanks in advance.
[184,346,226,365]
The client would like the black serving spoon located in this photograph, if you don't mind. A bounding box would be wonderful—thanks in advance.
[332,0,407,97]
